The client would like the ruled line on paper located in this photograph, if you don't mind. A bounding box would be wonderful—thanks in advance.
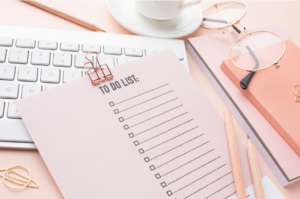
[144,126,199,152]
[150,134,204,160]
[135,118,193,137]
[155,141,210,169]
[182,170,231,198]
[128,105,183,128]
[115,83,169,105]
[133,112,189,136]
[161,149,216,177]
[166,156,221,186]
[205,181,235,199]
[123,98,178,121]
[224,192,251,199]
[118,90,173,113]
[224,191,236,199]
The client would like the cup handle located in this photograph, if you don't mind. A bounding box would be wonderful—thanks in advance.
[179,0,201,12]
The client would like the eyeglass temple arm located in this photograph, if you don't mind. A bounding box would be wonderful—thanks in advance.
[203,17,259,90]
[240,46,259,90]
[203,18,241,33]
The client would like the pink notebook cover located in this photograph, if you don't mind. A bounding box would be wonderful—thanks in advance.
[221,40,300,157]
[187,25,300,185]
[15,50,255,199]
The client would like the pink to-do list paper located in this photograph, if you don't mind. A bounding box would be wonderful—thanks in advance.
[16,50,264,199]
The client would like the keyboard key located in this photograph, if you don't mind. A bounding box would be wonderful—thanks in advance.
[22,84,42,98]
[16,39,35,48]
[124,47,143,57]
[41,68,60,83]
[75,53,93,68]
[7,102,21,119]
[61,42,79,52]
[98,56,115,67]
[0,64,15,80]
[82,44,100,53]
[45,84,58,90]
[53,52,72,67]
[103,46,122,55]
[18,66,38,82]
[117,57,138,65]
[145,49,158,56]
[0,82,19,99]
[0,37,13,47]
[8,48,29,64]
[63,69,82,83]
[0,100,4,118]
[31,50,51,66]
[0,48,6,63]
[38,40,57,50]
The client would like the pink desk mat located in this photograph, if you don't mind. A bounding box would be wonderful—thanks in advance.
[1,1,300,199]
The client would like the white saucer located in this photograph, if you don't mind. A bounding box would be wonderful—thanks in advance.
[106,0,203,39]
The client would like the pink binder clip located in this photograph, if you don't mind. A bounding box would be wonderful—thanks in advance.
[84,51,113,85]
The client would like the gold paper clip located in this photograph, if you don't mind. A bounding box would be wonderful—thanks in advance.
[292,83,300,102]
[84,51,113,85]
[0,165,39,190]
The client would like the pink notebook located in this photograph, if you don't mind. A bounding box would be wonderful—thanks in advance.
[15,50,283,199]
[187,25,300,186]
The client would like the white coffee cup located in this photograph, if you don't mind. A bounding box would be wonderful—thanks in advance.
[135,0,201,20]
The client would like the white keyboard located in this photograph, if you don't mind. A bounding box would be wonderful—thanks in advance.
[0,24,188,150]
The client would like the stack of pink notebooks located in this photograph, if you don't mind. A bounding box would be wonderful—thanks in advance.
[187,25,300,186]
[221,40,300,157]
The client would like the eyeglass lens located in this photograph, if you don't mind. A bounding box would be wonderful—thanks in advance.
[231,32,285,71]
[202,2,246,29]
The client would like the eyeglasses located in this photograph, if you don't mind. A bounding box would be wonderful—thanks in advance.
[201,2,286,89]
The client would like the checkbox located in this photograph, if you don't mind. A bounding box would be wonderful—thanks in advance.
[109,102,115,107]
[133,141,139,146]
[144,157,150,162]
[161,182,167,188]
[113,109,119,114]
[123,125,129,130]
[149,165,155,171]
[155,173,161,179]
[128,133,134,138]
[138,148,144,154]
[118,117,124,122]
[166,190,172,196]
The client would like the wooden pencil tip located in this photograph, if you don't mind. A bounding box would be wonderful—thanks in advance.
[247,135,250,139]
[91,23,106,32]
[223,110,232,114]
[223,110,232,118]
